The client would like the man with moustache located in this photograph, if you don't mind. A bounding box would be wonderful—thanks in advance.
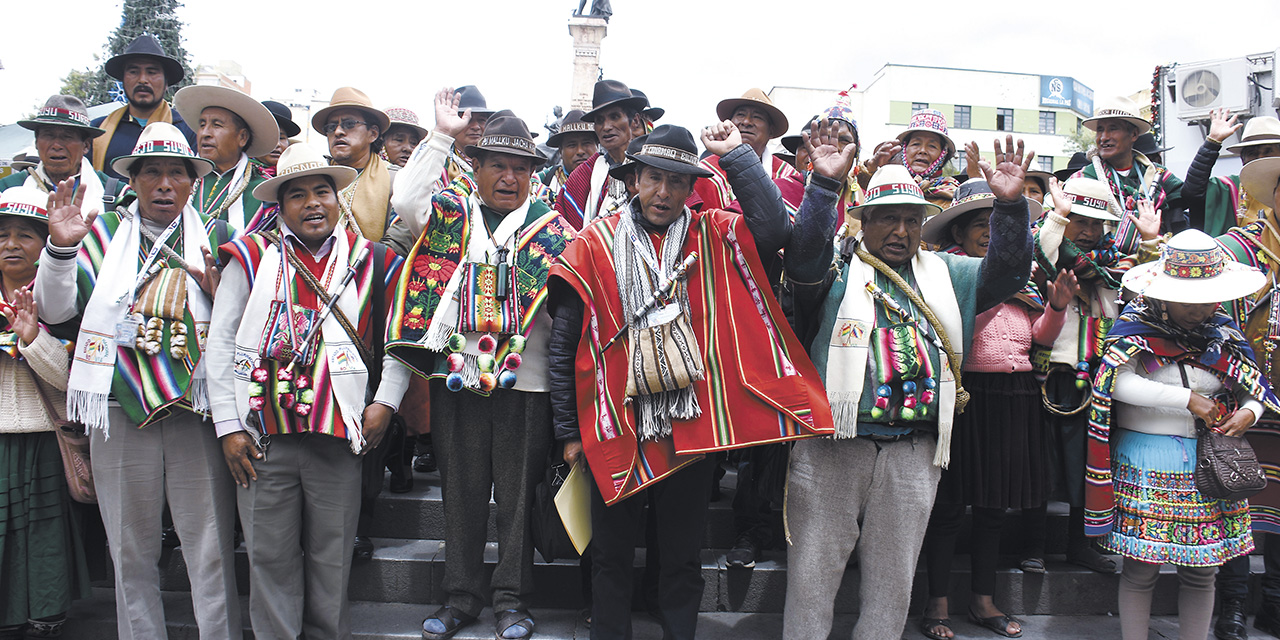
[91,35,197,180]
[554,79,649,229]
[314,87,397,241]
[537,109,596,207]
[0,95,124,204]
[253,100,301,178]
[693,88,800,211]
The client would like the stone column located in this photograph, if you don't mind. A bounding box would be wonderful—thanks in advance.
[567,16,608,111]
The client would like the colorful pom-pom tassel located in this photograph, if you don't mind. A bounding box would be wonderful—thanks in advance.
[445,372,464,392]
[478,354,496,373]
[251,367,269,383]
[902,380,917,395]
[295,375,311,390]
[447,333,467,353]
[447,352,466,372]
[870,406,885,419]
[248,397,266,411]
[876,384,893,397]
[503,353,522,370]
[874,396,890,409]
[507,335,527,354]
[277,368,294,382]
[498,370,518,388]
[280,393,296,409]
[478,372,497,392]
[478,334,497,353]
[900,407,917,421]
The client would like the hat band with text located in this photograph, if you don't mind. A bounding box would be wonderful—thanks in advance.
[639,144,698,166]
[560,122,595,134]
[131,138,195,158]
[37,107,90,126]
[1095,108,1141,119]
[479,135,536,153]
[865,182,925,201]
[1068,193,1109,211]
[950,192,995,207]
[0,202,47,217]
[1162,246,1226,279]
[280,160,326,177]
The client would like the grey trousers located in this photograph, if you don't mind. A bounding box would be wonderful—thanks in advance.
[92,407,240,640]
[783,435,942,640]
[238,432,362,640]
[431,382,552,617]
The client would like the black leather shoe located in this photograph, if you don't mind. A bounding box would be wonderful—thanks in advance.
[413,435,438,474]
[161,525,180,549]
[1216,596,1248,640]
[353,536,374,562]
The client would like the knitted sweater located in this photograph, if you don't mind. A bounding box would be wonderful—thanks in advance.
[0,329,70,434]
[965,301,1065,373]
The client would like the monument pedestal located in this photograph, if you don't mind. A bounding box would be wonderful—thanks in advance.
[568,16,608,111]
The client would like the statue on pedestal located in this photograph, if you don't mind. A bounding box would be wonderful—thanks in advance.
[574,0,611,20]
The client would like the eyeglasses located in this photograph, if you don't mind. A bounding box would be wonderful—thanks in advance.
[323,118,368,135]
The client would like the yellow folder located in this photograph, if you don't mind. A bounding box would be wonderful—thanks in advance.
[554,460,594,555]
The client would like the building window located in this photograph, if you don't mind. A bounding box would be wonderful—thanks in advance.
[912,102,929,113]
[954,105,971,129]
[1038,156,1054,172]
[953,152,967,175]
[996,108,1014,132]
[1039,111,1056,135]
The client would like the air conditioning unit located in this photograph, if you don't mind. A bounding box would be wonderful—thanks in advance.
[1174,58,1253,121]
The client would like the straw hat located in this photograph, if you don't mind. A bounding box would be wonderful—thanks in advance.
[1080,96,1151,135]
[921,179,996,244]
[311,87,391,136]
[1121,229,1265,303]
[1226,116,1280,153]
[174,85,280,157]
[252,143,357,203]
[0,186,50,228]
[715,88,789,139]
[10,147,38,172]
[1059,178,1120,221]
[111,122,214,177]
[1240,157,1280,208]
[847,164,943,220]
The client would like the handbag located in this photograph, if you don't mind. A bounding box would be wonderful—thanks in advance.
[25,365,96,504]
[1179,363,1266,501]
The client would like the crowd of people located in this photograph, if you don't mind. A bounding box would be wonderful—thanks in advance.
[6,32,1280,640]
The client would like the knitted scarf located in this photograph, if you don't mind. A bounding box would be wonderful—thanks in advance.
[91,102,175,172]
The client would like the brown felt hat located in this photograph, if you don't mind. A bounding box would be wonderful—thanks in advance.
[311,87,391,136]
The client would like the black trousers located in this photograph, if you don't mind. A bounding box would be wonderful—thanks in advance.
[1219,532,1280,601]
[589,458,715,640]
[924,503,1006,598]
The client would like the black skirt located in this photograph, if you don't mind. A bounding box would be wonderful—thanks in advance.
[935,371,1049,509]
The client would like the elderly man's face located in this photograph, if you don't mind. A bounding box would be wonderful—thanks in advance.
[34,126,88,181]
[279,175,339,250]
[122,58,167,111]
[325,108,379,167]
[731,105,773,155]
[861,204,925,267]
[636,165,694,228]
[132,157,194,225]
[1095,119,1138,164]
[383,125,423,168]
[474,152,534,214]
[904,132,946,175]
[197,107,250,173]
[1242,144,1280,165]
[594,106,635,159]
[559,132,597,176]
[1065,213,1106,253]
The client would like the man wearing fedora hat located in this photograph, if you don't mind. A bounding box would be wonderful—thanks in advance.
[35,121,239,640]
[1185,109,1280,237]
[384,111,573,640]
[554,79,650,229]
[0,95,125,206]
[781,132,1033,640]
[91,34,197,180]
[314,87,398,242]
[693,88,800,211]
[549,121,835,639]
[206,142,409,640]
[536,109,597,207]
[175,85,280,233]
[383,107,429,168]
[254,100,302,177]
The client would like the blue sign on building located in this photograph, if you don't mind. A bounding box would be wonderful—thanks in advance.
[1040,76,1094,118]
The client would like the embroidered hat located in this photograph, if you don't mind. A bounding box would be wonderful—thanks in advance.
[1060,177,1121,221]
[104,34,185,86]
[625,125,713,178]
[453,85,497,118]
[1226,116,1280,153]
[384,107,429,140]
[262,100,301,138]
[0,186,50,228]
[10,147,37,172]
[716,88,789,139]
[463,110,547,167]
[631,89,665,122]
[1134,133,1171,158]
[311,87,391,137]
[1121,229,1265,303]
[252,143,358,203]
[896,109,956,163]
[546,109,597,148]
[174,85,281,158]
[1054,151,1088,182]
[1080,96,1151,135]
[921,179,996,244]
[608,134,649,180]
[583,79,649,123]
[822,89,860,147]
[1240,156,1280,209]
[848,164,943,220]
[18,95,106,138]
[111,121,214,178]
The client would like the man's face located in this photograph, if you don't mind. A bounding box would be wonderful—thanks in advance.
[636,165,694,227]
[458,114,489,151]
[1241,143,1280,165]
[259,130,289,167]
[279,175,339,247]
[593,106,635,158]
[558,132,597,175]
[132,157,194,224]
[474,152,534,214]
[1094,119,1138,164]
[325,108,379,167]
[903,132,946,174]
[1065,213,1106,252]
[830,120,859,156]
[122,58,167,111]
[197,107,249,171]
[731,105,773,155]
[34,126,88,180]
[383,125,423,168]
[794,145,811,173]
[860,204,925,267]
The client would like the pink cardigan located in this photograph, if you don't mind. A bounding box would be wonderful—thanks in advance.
[965,300,1066,373]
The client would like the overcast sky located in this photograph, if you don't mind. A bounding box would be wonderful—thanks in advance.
[3,0,1279,142]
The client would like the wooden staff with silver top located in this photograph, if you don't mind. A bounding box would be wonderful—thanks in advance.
[601,251,699,352]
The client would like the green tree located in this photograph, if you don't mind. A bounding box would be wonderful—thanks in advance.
[1062,127,1095,155]
[58,0,194,106]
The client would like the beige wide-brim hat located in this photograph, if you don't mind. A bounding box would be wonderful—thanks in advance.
[1241,156,1280,209]
[112,122,214,178]
[1081,96,1152,135]
[921,179,996,245]
[311,87,391,136]
[1226,116,1280,153]
[715,88,789,139]
[847,164,942,220]
[174,85,281,158]
[1122,229,1265,303]
[1059,177,1121,221]
[0,186,51,229]
[252,143,357,203]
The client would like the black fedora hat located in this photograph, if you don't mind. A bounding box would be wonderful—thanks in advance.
[104,34,184,86]
[464,110,547,167]
[608,134,649,180]
[455,86,497,118]
[262,100,301,138]
[1134,132,1171,158]
[626,125,713,178]
[780,116,820,155]
[547,109,597,148]
[583,80,649,123]
[1054,151,1088,182]
[631,89,665,122]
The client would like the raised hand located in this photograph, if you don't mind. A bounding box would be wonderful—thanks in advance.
[978,135,1034,202]
[700,120,743,157]
[1207,107,1243,144]
[1130,199,1163,241]
[46,178,99,248]
[965,141,982,179]
[1045,269,1079,311]
[1046,176,1072,219]
[804,118,859,183]
[433,87,473,139]
[187,245,221,298]
[0,286,39,345]
[863,140,901,175]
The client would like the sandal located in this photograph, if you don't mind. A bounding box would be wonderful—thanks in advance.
[496,609,535,640]
[1066,546,1117,574]
[968,607,1023,638]
[919,616,953,640]
[1019,557,1046,574]
[422,605,477,640]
